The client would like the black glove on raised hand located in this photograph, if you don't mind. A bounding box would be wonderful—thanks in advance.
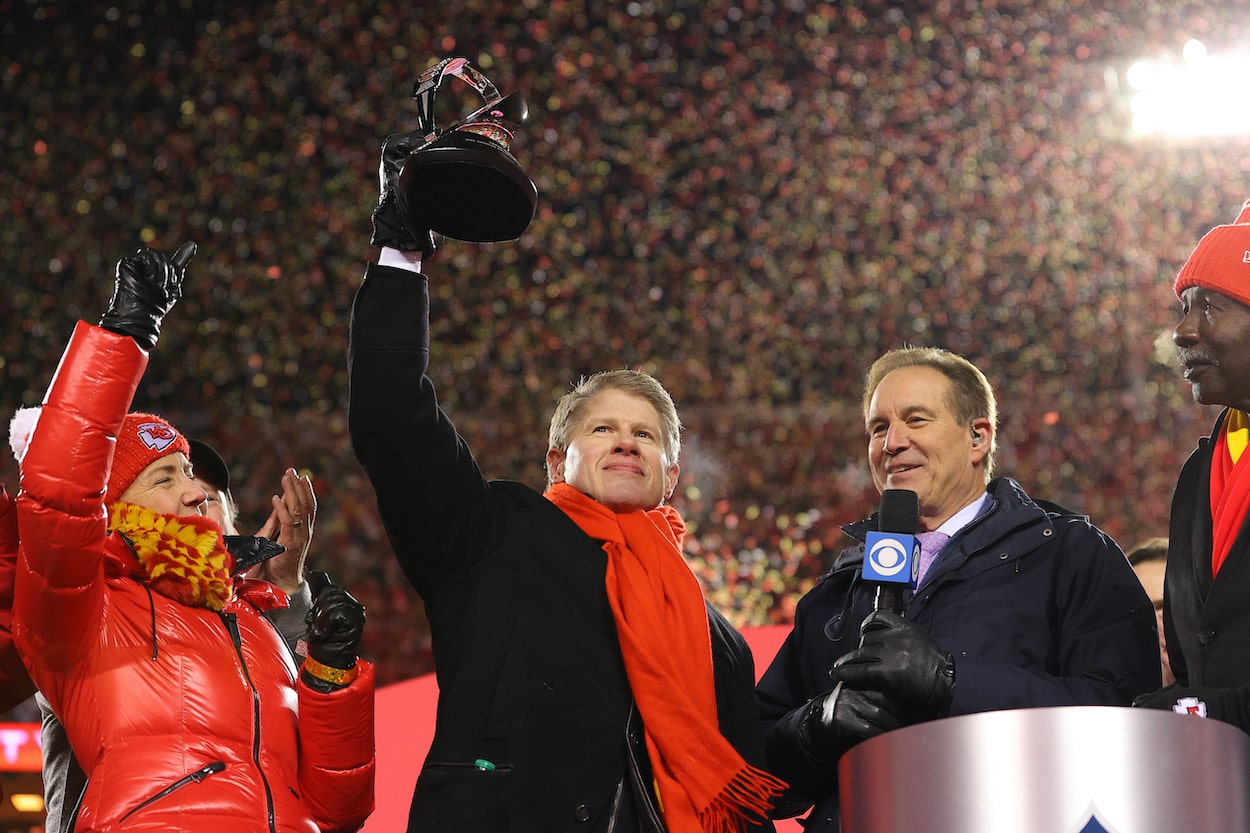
[829,610,956,722]
[1134,684,1250,732]
[371,130,437,253]
[304,570,365,670]
[798,682,901,767]
[99,241,196,349]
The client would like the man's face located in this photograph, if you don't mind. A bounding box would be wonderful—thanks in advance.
[546,388,679,514]
[1131,559,1174,685]
[117,453,207,517]
[198,482,237,535]
[1174,286,1250,411]
[866,365,991,531]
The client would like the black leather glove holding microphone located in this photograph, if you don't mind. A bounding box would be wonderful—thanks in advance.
[301,570,366,692]
[372,129,438,253]
[99,241,196,349]
[829,609,956,723]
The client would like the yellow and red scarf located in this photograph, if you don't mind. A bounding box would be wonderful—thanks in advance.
[1210,409,1250,577]
[545,483,785,833]
[108,503,235,610]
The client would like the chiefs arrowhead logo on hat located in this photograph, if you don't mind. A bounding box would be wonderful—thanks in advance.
[136,421,180,453]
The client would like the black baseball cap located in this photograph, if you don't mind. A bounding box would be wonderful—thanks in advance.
[188,439,231,494]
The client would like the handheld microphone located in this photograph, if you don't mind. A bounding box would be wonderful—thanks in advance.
[862,489,920,615]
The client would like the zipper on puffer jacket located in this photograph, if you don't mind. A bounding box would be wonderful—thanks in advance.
[223,612,279,833]
[117,532,160,660]
[116,761,225,823]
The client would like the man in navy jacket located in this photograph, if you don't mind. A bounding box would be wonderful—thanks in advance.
[756,347,1160,831]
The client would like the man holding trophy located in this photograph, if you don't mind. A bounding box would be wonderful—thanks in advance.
[347,59,783,833]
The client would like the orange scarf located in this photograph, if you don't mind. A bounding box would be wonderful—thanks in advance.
[1210,410,1250,577]
[545,483,784,833]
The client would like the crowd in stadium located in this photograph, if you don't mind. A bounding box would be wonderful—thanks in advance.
[3,0,1248,684]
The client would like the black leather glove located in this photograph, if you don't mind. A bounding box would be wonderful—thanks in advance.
[798,682,901,766]
[304,570,365,670]
[372,130,437,253]
[1134,684,1250,731]
[99,241,196,349]
[224,535,286,576]
[829,610,956,721]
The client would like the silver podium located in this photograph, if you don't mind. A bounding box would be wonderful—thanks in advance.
[839,706,1250,833]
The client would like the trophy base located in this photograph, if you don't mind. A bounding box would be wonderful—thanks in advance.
[400,136,538,243]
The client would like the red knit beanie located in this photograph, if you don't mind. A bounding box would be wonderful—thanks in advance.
[1175,198,1250,305]
[106,412,191,505]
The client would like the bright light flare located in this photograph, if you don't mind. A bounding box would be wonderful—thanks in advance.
[1127,40,1250,138]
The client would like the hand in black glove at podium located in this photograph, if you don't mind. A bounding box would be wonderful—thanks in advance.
[1134,684,1250,732]
[797,682,901,767]
[371,129,438,254]
[829,610,956,723]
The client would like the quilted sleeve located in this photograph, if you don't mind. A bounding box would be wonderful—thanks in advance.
[297,660,376,833]
[0,488,36,711]
[14,322,147,674]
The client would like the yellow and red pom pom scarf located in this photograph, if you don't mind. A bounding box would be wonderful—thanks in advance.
[544,483,785,833]
[108,503,234,611]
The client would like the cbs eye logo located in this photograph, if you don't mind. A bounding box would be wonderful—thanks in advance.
[864,532,916,580]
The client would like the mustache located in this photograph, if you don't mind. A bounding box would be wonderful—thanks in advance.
[1178,349,1217,366]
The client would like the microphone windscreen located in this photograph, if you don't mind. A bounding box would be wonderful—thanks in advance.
[879,489,919,534]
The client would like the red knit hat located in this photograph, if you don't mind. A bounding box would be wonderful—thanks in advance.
[1174,198,1250,305]
[106,412,191,505]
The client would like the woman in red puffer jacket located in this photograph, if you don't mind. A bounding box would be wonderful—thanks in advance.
[12,242,374,833]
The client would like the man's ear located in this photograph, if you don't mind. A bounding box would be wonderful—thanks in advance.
[664,463,680,501]
[969,418,993,461]
[546,447,566,484]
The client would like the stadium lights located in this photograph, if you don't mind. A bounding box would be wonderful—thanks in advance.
[1127,39,1250,137]
[9,793,43,813]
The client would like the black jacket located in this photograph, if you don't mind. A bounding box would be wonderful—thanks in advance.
[1167,408,1250,688]
[349,263,773,832]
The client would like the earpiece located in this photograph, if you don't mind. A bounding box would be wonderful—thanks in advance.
[971,431,982,445]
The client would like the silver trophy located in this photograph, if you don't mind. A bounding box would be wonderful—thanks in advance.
[399,57,538,243]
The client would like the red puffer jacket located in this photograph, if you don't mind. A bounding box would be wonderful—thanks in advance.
[0,488,36,713]
[13,322,375,833]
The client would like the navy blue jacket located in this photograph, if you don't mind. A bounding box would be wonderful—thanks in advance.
[755,477,1160,830]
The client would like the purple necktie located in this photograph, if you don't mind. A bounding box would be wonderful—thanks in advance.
[915,530,951,587]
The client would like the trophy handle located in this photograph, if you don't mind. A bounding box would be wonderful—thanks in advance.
[401,56,538,243]
[412,57,505,142]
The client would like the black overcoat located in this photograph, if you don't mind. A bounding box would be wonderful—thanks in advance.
[349,264,773,832]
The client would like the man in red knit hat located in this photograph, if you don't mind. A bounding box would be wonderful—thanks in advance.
[1136,199,1250,729]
